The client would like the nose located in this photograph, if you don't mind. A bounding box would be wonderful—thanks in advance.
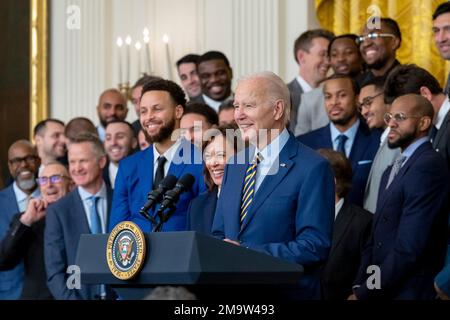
[435,30,445,43]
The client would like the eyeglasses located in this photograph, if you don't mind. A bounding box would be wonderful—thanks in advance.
[357,92,384,112]
[37,174,70,186]
[9,155,39,166]
[356,33,396,45]
[383,112,422,125]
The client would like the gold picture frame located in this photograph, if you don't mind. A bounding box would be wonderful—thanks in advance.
[30,0,48,140]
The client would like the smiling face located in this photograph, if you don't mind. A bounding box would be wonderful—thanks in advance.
[39,163,72,203]
[359,84,386,129]
[204,134,235,187]
[97,90,128,127]
[330,37,363,76]
[104,122,137,164]
[433,12,450,60]
[298,37,330,86]
[35,121,67,161]
[178,62,202,98]
[197,59,233,101]
[139,90,183,144]
[8,142,40,193]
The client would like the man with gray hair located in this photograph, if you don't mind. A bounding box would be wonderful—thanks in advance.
[45,133,115,300]
[212,71,335,299]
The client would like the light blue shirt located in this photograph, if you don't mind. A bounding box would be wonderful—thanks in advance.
[400,136,429,167]
[13,182,41,212]
[330,119,360,157]
[97,125,106,142]
[78,183,108,233]
[253,128,290,193]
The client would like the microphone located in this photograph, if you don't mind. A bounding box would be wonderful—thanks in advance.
[157,174,196,217]
[139,175,177,223]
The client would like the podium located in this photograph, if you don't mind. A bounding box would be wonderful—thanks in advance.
[75,231,303,300]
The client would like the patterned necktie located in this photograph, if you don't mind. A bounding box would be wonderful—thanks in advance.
[240,153,261,225]
[336,134,348,156]
[385,155,406,189]
[154,156,167,188]
[88,196,102,234]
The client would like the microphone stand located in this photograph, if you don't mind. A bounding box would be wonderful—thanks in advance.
[152,204,177,232]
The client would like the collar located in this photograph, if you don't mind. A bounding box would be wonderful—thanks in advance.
[97,125,106,141]
[330,118,360,143]
[153,139,182,167]
[401,136,429,161]
[202,94,232,112]
[435,98,450,130]
[254,128,290,169]
[335,198,345,220]
[13,182,41,202]
[78,182,107,200]
[380,127,390,145]
[296,75,313,92]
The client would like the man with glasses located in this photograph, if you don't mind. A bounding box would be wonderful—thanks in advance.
[0,140,40,299]
[360,77,401,213]
[0,162,73,299]
[358,18,402,85]
[350,94,450,300]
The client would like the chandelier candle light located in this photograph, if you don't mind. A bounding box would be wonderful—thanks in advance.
[163,34,172,81]
[143,28,152,74]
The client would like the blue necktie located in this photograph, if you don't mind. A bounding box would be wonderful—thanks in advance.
[336,134,348,156]
[88,196,102,234]
[240,153,261,225]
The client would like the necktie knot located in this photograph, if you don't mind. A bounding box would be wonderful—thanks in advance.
[386,155,406,189]
[336,134,348,156]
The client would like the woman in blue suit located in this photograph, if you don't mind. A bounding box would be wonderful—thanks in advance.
[186,124,242,235]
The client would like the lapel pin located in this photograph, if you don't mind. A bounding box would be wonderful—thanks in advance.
[280,163,286,167]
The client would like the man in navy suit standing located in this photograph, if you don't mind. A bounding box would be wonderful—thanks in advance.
[109,79,205,232]
[350,94,450,300]
[212,71,335,299]
[298,74,381,206]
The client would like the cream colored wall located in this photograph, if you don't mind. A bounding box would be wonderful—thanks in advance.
[50,0,320,124]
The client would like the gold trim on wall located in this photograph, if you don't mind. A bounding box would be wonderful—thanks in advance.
[30,0,48,140]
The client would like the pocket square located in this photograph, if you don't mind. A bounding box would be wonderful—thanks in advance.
[358,160,373,165]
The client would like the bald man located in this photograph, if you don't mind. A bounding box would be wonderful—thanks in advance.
[96,89,128,141]
[0,140,41,299]
[351,94,450,300]
[0,163,73,299]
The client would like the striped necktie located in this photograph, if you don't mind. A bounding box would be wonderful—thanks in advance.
[240,153,261,224]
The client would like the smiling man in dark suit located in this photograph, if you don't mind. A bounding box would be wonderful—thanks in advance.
[297,74,381,206]
[350,94,450,300]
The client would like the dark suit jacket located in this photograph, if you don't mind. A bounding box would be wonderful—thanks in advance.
[287,79,303,132]
[102,162,112,190]
[297,121,381,206]
[0,185,23,299]
[433,109,450,169]
[354,142,450,300]
[212,134,335,299]
[44,187,115,300]
[109,139,206,233]
[186,190,217,235]
[321,201,372,300]
[0,214,52,299]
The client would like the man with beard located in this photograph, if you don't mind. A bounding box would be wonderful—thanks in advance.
[0,162,73,299]
[34,119,67,174]
[109,79,205,233]
[298,75,381,206]
[191,51,233,112]
[358,18,401,85]
[96,89,128,141]
[329,34,365,84]
[103,120,137,189]
[0,140,40,299]
[350,94,450,300]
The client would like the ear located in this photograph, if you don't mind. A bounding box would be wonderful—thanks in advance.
[175,105,184,120]
[419,86,433,102]
[391,36,401,51]
[131,136,138,150]
[419,116,432,133]
[296,50,306,65]
[99,155,107,170]
[273,100,285,121]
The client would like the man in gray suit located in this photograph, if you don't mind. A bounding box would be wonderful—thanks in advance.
[361,77,400,213]
[294,87,328,136]
[288,29,334,132]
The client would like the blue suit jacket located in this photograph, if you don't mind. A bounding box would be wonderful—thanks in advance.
[212,134,335,298]
[109,139,206,232]
[44,188,113,300]
[297,121,381,206]
[0,185,24,300]
[354,142,450,300]
[186,190,218,235]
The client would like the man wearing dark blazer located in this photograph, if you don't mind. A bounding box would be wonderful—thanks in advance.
[45,133,115,300]
[351,94,450,300]
[109,79,205,233]
[317,149,372,300]
[298,75,381,206]
[0,163,73,299]
[0,140,41,300]
[212,72,335,299]
[288,29,334,131]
